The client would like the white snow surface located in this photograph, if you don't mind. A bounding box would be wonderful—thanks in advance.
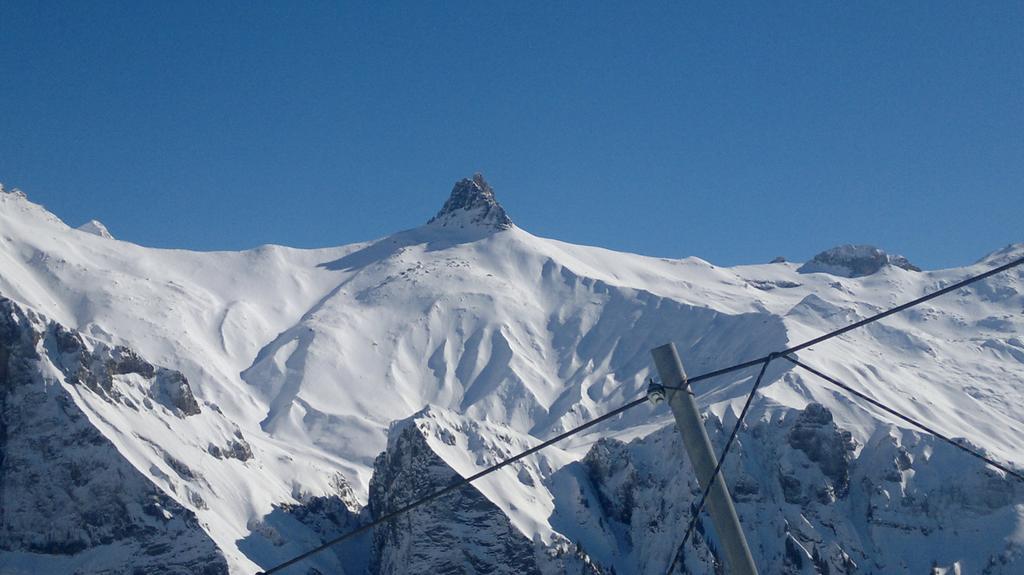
[76,219,114,239]
[1,187,1023,573]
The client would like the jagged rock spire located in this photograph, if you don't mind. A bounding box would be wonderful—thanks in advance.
[427,174,513,231]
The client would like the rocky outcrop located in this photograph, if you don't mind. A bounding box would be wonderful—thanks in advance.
[798,245,921,277]
[583,438,640,525]
[427,174,514,231]
[786,403,856,500]
[368,417,543,575]
[0,298,228,573]
[574,402,1022,574]
[207,430,253,461]
[153,368,202,416]
[39,318,202,418]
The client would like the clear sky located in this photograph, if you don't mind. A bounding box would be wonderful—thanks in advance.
[1,1,1021,269]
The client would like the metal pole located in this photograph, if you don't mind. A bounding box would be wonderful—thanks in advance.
[651,343,758,575]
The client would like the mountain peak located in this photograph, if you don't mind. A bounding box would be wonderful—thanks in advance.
[427,174,513,231]
[797,244,921,278]
[77,219,115,239]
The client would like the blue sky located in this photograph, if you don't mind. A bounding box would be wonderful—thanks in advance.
[1,1,1021,269]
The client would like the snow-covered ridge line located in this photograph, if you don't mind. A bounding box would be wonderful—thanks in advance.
[1,177,1023,573]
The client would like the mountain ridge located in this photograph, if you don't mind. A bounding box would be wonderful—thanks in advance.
[1,178,1022,573]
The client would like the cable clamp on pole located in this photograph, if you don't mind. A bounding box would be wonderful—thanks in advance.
[646,378,667,406]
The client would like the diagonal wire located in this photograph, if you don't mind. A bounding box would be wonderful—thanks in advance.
[782,354,1024,483]
[665,356,774,575]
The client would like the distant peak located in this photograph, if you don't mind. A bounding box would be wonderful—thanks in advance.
[427,173,513,231]
[77,219,115,240]
[798,244,920,278]
[976,243,1024,267]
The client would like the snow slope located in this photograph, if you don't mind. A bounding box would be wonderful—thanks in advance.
[0,177,1022,573]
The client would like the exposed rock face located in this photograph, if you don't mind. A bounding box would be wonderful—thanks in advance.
[0,298,228,573]
[207,430,254,461]
[427,174,514,231]
[573,402,1022,574]
[798,245,921,277]
[263,407,604,574]
[368,418,543,575]
[108,345,156,378]
[39,316,201,418]
[583,438,640,525]
[154,368,202,416]
[786,403,856,499]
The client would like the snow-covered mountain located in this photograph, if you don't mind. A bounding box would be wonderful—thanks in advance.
[0,177,1021,574]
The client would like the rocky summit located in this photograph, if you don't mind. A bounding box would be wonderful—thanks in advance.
[427,173,513,231]
[797,244,921,277]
